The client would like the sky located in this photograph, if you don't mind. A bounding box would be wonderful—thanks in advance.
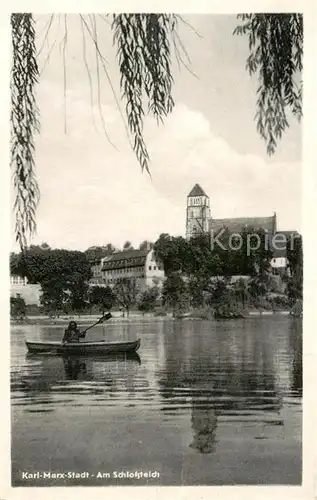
[11,14,302,251]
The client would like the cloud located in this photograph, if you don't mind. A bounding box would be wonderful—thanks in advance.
[146,104,301,230]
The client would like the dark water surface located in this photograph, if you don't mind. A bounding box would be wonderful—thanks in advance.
[11,316,302,486]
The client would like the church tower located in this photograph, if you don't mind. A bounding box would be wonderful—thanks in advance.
[186,184,211,239]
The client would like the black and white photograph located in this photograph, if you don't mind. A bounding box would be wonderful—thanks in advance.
[7,9,309,492]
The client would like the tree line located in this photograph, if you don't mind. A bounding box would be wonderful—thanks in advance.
[10,243,159,318]
[10,230,302,319]
[156,230,303,317]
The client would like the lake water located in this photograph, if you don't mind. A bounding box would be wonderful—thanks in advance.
[11,316,302,486]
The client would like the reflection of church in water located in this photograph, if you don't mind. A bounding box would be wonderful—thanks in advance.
[156,320,301,454]
[189,397,217,454]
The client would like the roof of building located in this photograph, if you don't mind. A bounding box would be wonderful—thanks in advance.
[210,215,276,234]
[89,254,115,265]
[188,184,208,197]
[102,249,150,270]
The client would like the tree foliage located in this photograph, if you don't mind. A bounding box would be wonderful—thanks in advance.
[234,14,302,154]
[10,246,92,284]
[113,277,139,316]
[286,233,303,301]
[11,13,178,248]
[11,247,92,316]
[123,241,134,250]
[10,295,27,319]
[11,13,40,249]
[154,230,273,279]
[40,279,69,317]
[89,285,115,314]
[84,244,117,262]
[139,240,154,251]
[162,273,189,315]
[137,285,160,313]
[112,14,175,172]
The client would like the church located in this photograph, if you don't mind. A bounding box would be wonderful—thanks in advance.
[185,183,290,271]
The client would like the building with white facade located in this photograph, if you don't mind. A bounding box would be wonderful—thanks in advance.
[10,274,42,305]
[90,249,165,289]
[10,275,28,287]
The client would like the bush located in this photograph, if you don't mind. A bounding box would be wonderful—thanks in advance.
[10,295,26,320]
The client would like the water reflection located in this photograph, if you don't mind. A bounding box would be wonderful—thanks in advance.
[189,397,217,454]
[11,317,302,485]
[156,319,296,453]
[63,358,87,380]
[289,319,302,395]
[11,352,142,400]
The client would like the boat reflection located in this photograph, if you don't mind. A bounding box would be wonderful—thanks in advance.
[61,353,141,380]
[12,352,141,395]
[63,357,87,380]
[26,351,141,365]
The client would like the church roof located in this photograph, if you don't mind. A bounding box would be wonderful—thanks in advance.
[188,184,208,197]
[211,215,276,234]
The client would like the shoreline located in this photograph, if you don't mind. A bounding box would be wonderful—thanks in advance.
[10,310,294,326]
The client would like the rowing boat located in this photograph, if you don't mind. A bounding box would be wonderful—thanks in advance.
[25,338,141,355]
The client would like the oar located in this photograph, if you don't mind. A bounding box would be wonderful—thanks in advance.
[81,312,112,337]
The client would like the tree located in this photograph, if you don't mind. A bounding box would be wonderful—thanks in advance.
[286,234,303,302]
[287,234,303,277]
[84,244,117,261]
[89,286,115,314]
[137,286,160,313]
[12,247,92,317]
[154,234,191,276]
[113,278,139,316]
[234,14,302,155]
[11,14,302,248]
[40,279,69,317]
[10,295,26,320]
[232,278,250,309]
[123,241,134,251]
[188,274,208,309]
[139,240,154,251]
[67,276,90,316]
[39,242,51,250]
[10,247,92,285]
[208,278,231,307]
[162,273,189,316]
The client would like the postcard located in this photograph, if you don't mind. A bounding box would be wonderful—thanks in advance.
[1,2,316,500]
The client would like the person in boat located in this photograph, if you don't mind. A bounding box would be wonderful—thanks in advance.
[62,321,85,343]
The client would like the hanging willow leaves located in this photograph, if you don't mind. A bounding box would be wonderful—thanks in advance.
[11,13,40,249]
[234,14,303,155]
[11,13,178,247]
[112,14,175,173]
